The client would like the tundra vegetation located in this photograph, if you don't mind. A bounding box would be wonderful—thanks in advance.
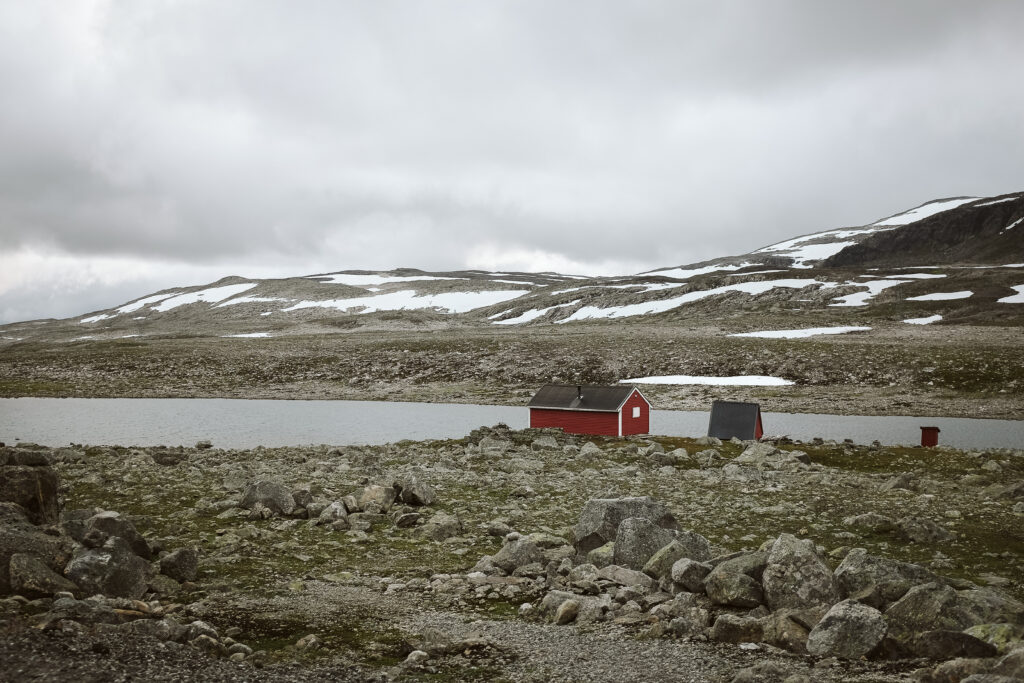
[1,425,1022,681]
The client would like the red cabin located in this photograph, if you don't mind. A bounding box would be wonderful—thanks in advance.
[527,384,651,437]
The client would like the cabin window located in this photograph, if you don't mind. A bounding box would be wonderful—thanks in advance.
[632,406,640,418]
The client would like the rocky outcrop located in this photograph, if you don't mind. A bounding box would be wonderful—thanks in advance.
[573,497,677,556]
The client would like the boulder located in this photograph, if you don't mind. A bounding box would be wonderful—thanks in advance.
[317,501,349,525]
[965,623,1024,654]
[595,565,654,590]
[833,548,936,609]
[531,435,559,451]
[573,497,677,556]
[86,511,153,560]
[420,512,463,541]
[703,552,766,608]
[587,542,615,568]
[760,607,826,654]
[806,599,887,659]
[614,518,677,571]
[239,481,295,516]
[908,630,999,661]
[896,516,955,543]
[642,540,689,579]
[762,533,839,611]
[710,614,763,643]
[393,476,436,507]
[491,536,545,574]
[842,512,897,534]
[357,485,397,513]
[9,553,80,598]
[884,582,981,641]
[0,523,74,595]
[0,465,59,525]
[64,537,153,599]
[554,599,580,625]
[159,548,198,583]
[671,558,712,593]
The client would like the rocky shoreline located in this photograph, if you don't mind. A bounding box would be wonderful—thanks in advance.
[2,426,1023,681]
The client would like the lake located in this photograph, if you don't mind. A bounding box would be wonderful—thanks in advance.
[0,398,1020,450]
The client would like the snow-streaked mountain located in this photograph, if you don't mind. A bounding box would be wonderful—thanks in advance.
[2,192,1022,342]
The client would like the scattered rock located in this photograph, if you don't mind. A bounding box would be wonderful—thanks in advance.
[573,497,677,556]
[238,481,295,516]
[762,533,839,611]
[806,599,887,659]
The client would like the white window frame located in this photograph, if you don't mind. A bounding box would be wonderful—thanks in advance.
[632,406,640,418]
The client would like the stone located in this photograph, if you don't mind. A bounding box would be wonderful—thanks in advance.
[9,553,79,598]
[420,512,463,542]
[531,435,559,451]
[909,630,999,661]
[896,516,955,543]
[159,548,198,583]
[806,599,887,659]
[711,613,763,643]
[671,558,712,593]
[842,513,897,534]
[394,476,436,507]
[295,634,322,650]
[965,623,1024,654]
[195,440,213,450]
[554,599,580,625]
[884,582,971,641]
[478,437,510,456]
[394,513,421,528]
[357,485,397,513]
[239,481,295,516]
[573,497,677,556]
[642,540,689,579]
[762,533,839,611]
[729,662,793,683]
[833,548,935,609]
[0,523,75,595]
[596,565,654,590]
[703,552,767,608]
[87,511,153,560]
[990,648,1024,679]
[317,501,349,525]
[64,537,153,599]
[734,442,780,463]
[614,517,677,571]
[587,542,615,568]
[0,465,60,525]
[880,472,916,491]
[578,442,603,458]
[760,607,825,654]
[491,537,545,574]
[291,488,314,509]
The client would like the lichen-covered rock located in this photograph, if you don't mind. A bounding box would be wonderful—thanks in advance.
[965,623,1024,655]
[393,476,436,507]
[834,548,936,609]
[703,552,766,608]
[357,485,397,513]
[420,512,462,541]
[239,481,295,516]
[896,516,955,543]
[595,564,654,590]
[9,553,80,598]
[842,512,897,534]
[86,511,153,560]
[0,464,59,525]
[762,533,839,611]
[671,557,712,593]
[159,548,198,583]
[807,599,887,659]
[317,501,349,525]
[908,630,998,661]
[64,537,153,599]
[710,613,763,643]
[554,599,580,625]
[491,536,545,574]
[760,607,826,655]
[0,523,74,595]
[613,517,677,571]
[587,542,614,568]
[573,497,677,556]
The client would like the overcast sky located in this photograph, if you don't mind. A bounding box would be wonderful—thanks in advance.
[2,1,1023,323]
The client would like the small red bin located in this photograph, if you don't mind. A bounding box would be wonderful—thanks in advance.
[920,426,940,447]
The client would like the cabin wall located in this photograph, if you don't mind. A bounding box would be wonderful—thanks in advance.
[529,408,620,436]
[620,390,650,436]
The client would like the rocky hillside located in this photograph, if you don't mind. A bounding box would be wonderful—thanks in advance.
[1,191,1022,344]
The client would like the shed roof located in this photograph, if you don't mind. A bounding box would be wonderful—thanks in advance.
[528,384,643,413]
[708,400,761,440]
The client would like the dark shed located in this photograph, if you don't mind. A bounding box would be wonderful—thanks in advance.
[708,400,763,440]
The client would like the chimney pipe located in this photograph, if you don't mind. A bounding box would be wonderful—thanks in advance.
[576,385,582,400]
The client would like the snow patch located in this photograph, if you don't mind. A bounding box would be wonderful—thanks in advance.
[154,283,258,312]
[861,273,946,280]
[216,296,291,308]
[643,263,756,280]
[117,292,183,314]
[80,313,115,324]
[997,285,1024,304]
[493,300,582,325]
[829,280,910,307]
[730,326,871,339]
[975,196,1019,207]
[907,291,973,301]
[223,332,272,338]
[1000,217,1022,235]
[557,279,834,322]
[283,289,529,315]
[620,375,794,386]
[872,197,979,226]
[903,314,943,325]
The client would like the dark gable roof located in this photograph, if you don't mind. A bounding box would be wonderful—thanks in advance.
[708,400,761,440]
[528,384,642,413]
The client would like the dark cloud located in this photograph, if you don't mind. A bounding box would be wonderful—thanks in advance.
[1,1,1023,322]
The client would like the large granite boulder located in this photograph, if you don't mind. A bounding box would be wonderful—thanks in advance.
[807,599,887,659]
[834,548,936,609]
[762,533,839,611]
[64,536,153,599]
[9,553,80,598]
[393,476,436,507]
[573,497,677,556]
[0,463,59,525]
[239,481,295,516]
[0,523,74,595]
[882,582,1024,643]
[86,511,153,560]
[491,536,545,574]
[613,517,677,571]
[704,552,766,608]
[159,548,199,583]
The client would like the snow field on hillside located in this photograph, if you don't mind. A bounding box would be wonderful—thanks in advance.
[620,375,794,386]
[903,315,943,325]
[907,291,973,301]
[154,283,258,312]
[730,326,871,339]
[998,285,1024,304]
[283,289,530,314]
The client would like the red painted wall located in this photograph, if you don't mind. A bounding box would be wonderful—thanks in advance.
[620,390,650,436]
[529,408,620,436]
